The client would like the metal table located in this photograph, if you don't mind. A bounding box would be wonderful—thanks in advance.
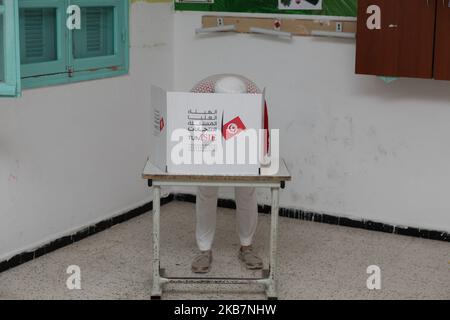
[142,159,291,300]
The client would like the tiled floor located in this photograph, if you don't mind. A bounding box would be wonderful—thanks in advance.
[0,201,448,300]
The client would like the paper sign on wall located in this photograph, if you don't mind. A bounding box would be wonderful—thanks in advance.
[175,0,214,3]
[279,0,322,10]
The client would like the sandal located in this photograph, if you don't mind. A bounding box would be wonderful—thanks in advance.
[239,246,263,270]
[191,250,213,274]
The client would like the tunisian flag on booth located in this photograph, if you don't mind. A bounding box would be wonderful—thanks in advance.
[222,116,247,140]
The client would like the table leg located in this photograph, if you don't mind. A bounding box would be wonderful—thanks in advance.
[151,185,162,299]
[266,187,280,300]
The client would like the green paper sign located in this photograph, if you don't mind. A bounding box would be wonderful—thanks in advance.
[175,0,357,17]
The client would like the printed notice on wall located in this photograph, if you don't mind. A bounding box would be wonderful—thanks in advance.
[279,0,322,10]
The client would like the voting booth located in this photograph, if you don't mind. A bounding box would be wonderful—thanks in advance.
[150,83,267,176]
[145,76,289,300]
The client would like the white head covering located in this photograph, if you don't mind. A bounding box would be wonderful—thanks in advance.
[214,76,247,94]
[191,74,261,94]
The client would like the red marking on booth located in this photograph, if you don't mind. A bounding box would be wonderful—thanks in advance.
[222,116,247,140]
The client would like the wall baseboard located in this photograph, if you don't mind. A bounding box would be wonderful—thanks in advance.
[1,192,448,275]
[174,193,450,243]
[0,195,174,274]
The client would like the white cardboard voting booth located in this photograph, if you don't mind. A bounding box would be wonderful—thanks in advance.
[150,85,266,175]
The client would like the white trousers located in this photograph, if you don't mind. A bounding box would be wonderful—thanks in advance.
[196,187,258,251]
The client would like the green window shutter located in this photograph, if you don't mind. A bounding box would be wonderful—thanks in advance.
[73,6,114,59]
[20,8,57,64]
[0,0,21,97]
[70,0,128,73]
[19,0,67,78]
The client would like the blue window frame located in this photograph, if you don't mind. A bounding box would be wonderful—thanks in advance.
[0,0,129,96]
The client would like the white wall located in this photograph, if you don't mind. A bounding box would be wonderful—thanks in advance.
[1,7,449,262]
[0,2,174,261]
[174,12,450,232]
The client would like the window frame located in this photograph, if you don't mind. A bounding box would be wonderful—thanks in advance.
[0,0,21,97]
[13,0,128,92]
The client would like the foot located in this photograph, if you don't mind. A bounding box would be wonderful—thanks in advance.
[239,246,263,270]
[191,250,213,274]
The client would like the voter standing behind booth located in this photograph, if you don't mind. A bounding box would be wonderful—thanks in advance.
[190,74,270,274]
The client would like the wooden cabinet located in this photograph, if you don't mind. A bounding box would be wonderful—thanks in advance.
[434,0,450,80]
[356,0,437,79]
